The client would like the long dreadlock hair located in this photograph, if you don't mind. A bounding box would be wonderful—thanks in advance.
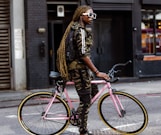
[57,5,92,80]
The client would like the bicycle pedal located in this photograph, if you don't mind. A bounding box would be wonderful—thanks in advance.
[70,115,80,126]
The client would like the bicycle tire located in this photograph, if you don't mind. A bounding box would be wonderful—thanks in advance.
[17,92,70,135]
[98,91,148,134]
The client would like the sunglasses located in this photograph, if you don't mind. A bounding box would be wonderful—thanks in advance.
[82,12,97,19]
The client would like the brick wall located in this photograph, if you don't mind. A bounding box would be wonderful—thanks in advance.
[24,0,49,89]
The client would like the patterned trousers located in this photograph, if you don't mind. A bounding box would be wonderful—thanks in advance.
[69,68,98,134]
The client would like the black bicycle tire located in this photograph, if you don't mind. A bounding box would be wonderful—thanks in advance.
[17,91,70,135]
[98,91,148,134]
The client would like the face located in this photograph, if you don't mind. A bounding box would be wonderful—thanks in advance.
[82,9,97,25]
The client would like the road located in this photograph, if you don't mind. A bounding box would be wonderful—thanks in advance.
[1,93,161,135]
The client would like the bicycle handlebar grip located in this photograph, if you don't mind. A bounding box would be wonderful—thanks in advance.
[106,77,119,83]
[125,60,132,65]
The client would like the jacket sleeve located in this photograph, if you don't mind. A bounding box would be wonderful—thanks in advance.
[74,28,91,58]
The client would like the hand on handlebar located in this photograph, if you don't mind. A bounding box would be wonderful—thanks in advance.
[95,60,132,82]
[96,72,110,80]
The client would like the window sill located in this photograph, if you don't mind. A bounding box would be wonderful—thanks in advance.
[143,55,161,61]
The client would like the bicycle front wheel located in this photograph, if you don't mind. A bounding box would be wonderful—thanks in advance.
[98,91,148,134]
[17,92,70,135]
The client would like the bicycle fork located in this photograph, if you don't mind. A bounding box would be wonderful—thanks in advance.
[110,89,125,117]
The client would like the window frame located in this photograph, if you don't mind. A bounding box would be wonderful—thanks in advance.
[141,8,161,56]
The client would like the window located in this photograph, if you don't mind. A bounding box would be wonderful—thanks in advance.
[141,9,161,55]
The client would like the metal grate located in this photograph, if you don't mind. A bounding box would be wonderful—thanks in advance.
[0,0,11,89]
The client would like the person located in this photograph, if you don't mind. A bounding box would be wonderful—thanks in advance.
[57,5,110,135]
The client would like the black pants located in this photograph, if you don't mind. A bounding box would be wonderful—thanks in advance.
[70,69,98,134]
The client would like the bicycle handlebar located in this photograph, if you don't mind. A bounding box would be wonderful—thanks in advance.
[107,60,132,81]
[54,60,132,90]
[110,60,132,70]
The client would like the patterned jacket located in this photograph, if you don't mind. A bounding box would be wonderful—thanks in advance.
[68,22,93,70]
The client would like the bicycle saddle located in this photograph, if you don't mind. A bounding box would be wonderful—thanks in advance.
[49,71,61,79]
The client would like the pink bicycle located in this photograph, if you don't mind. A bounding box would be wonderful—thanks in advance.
[17,61,148,135]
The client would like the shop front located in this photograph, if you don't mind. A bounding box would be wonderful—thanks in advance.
[91,0,161,78]
[136,0,161,77]
[24,0,161,89]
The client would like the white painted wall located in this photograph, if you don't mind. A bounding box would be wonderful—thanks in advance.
[11,0,26,90]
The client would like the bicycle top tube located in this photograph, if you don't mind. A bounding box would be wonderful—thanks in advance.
[66,80,107,85]
[64,79,112,106]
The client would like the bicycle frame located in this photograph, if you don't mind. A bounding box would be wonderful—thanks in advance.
[18,61,148,135]
[89,80,125,117]
[42,80,125,120]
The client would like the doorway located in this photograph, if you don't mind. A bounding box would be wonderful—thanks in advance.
[47,3,77,73]
[93,11,133,77]
[48,21,64,72]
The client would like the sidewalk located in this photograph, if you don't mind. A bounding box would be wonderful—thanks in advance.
[0,77,161,108]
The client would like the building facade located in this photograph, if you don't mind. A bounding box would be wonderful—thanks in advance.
[1,0,161,90]
[0,0,26,90]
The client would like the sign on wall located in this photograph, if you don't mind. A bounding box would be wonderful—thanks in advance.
[14,29,23,59]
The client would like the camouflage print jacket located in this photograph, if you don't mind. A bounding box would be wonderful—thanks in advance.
[68,22,93,70]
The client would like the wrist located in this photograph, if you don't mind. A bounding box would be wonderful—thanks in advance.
[94,70,99,75]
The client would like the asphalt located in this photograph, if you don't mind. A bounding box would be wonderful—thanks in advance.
[0,77,161,108]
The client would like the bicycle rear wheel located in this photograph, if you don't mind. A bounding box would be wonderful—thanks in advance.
[17,92,70,135]
[98,91,148,134]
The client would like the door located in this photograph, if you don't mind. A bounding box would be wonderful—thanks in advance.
[48,21,63,72]
[92,19,112,72]
[93,12,133,77]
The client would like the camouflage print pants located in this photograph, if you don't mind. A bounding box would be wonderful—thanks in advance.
[69,68,98,134]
